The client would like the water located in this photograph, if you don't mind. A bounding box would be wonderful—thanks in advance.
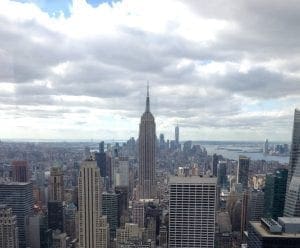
[201,144,289,164]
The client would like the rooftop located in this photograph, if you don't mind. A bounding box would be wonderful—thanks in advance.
[250,221,300,238]
[169,175,217,184]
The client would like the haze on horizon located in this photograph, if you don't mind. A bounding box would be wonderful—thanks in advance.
[0,0,299,142]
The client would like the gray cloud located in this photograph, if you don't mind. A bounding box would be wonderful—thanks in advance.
[0,0,299,140]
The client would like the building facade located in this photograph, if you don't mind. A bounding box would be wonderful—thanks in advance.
[169,176,217,248]
[284,109,300,217]
[138,86,156,199]
[0,181,33,248]
[237,156,250,190]
[0,205,18,248]
[78,159,108,248]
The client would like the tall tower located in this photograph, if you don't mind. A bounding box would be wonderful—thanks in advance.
[237,156,250,190]
[48,166,64,232]
[138,85,156,199]
[175,124,179,144]
[169,176,217,248]
[78,159,108,248]
[284,109,300,217]
[49,166,64,202]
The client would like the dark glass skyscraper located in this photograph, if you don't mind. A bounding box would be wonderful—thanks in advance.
[238,156,250,190]
[138,86,156,199]
[264,168,288,220]
[284,109,300,217]
[0,182,33,248]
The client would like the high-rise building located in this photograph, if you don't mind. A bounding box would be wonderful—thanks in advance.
[212,154,219,177]
[217,161,228,188]
[48,201,64,232]
[0,204,18,248]
[175,124,179,145]
[78,159,108,248]
[237,156,250,190]
[11,160,29,182]
[132,200,145,228]
[264,168,288,220]
[64,203,77,241]
[248,218,300,247]
[138,85,156,199]
[169,176,217,248]
[95,141,107,178]
[102,192,119,238]
[27,214,53,248]
[263,139,269,155]
[48,166,64,232]
[284,109,300,217]
[49,166,64,202]
[0,181,34,248]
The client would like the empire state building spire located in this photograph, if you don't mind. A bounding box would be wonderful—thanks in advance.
[138,85,156,199]
[146,82,150,112]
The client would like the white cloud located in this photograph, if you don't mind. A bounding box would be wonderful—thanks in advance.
[0,0,299,140]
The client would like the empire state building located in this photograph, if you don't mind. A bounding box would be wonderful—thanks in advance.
[138,86,156,199]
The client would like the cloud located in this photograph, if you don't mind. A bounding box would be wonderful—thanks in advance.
[0,0,299,140]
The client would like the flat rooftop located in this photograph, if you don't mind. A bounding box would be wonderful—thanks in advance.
[278,217,300,224]
[169,176,217,184]
[250,222,300,238]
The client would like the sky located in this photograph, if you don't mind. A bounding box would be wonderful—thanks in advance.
[0,0,299,141]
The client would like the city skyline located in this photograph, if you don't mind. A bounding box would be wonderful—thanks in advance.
[0,0,300,141]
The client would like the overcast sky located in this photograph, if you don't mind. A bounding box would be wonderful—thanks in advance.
[0,0,299,141]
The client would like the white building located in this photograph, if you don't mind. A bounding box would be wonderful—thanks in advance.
[169,176,217,248]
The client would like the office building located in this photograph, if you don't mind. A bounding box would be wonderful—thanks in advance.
[169,176,217,248]
[78,159,108,248]
[95,141,107,178]
[0,205,18,248]
[212,154,219,177]
[237,156,250,190]
[64,203,77,241]
[248,218,300,247]
[102,192,119,238]
[12,160,29,182]
[132,200,145,228]
[217,161,228,188]
[27,214,52,248]
[264,168,288,220]
[0,181,33,248]
[49,166,64,202]
[284,109,300,217]
[215,211,232,248]
[48,201,64,232]
[138,85,156,199]
[175,124,179,145]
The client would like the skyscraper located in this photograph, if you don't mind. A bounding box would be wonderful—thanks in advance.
[0,182,33,248]
[169,176,217,248]
[49,166,64,202]
[264,168,288,220]
[175,124,179,145]
[237,156,250,190]
[78,159,108,248]
[138,85,156,199]
[48,166,64,232]
[11,160,29,182]
[217,160,228,188]
[0,205,18,248]
[284,109,300,217]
